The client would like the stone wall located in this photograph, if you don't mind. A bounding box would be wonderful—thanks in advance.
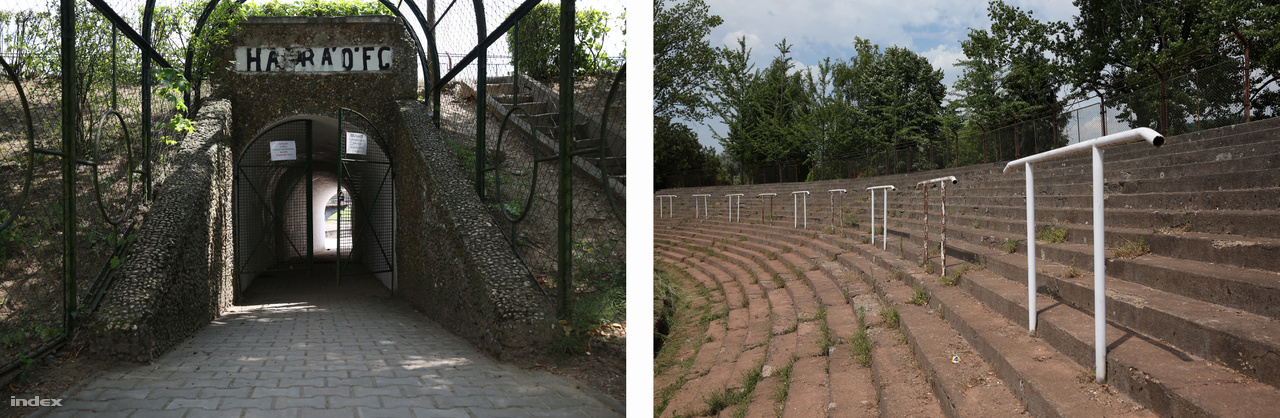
[88,99,235,362]
[392,100,560,361]
[214,16,417,156]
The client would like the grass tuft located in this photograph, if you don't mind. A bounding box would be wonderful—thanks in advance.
[880,305,900,329]
[1002,238,1020,254]
[1037,224,1069,243]
[852,307,873,367]
[908,286,929,306]
[1111,236,1150,258]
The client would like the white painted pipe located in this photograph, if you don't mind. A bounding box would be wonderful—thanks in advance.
[726,194,744,222]
[656,195,676,218]
[693,194,711,219]
[1000,127,1165,384]
[1093,145,1106,384]
[1026,163,1037,334]
[867,185,896,249]
[792,191,810,229]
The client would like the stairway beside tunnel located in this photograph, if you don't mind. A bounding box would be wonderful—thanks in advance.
[234,115,395,297]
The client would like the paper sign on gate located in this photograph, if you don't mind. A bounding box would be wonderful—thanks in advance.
[346,132,368,155]
[269,140,296,161]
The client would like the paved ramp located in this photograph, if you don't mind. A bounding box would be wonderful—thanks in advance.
[36,269,620,417]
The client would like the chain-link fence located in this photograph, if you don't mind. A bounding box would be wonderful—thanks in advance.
[433,0,626,350]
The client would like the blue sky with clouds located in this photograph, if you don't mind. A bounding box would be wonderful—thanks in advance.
[687,0,1080,152]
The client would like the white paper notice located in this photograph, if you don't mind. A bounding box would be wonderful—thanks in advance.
[270,141,296,161]
[346,132,368,155]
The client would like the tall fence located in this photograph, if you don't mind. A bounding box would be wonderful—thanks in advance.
[0,0,626,375]
[663,33,1257,187]
[432,0,627,326]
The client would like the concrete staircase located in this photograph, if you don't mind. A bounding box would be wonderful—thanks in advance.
[459,75,625,198]
[653,117,1280,417]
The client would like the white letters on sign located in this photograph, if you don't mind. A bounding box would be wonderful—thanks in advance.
[346,132,368,155]
[270,141,297,161]
[237,46,393,73]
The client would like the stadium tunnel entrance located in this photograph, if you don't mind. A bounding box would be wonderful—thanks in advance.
[234,114,395,297]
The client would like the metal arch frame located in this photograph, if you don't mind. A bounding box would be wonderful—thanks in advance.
[473,0,488,199]
[394,0,443,126]
[489,106,541,226]
[232,120,315,281]
[0,56,37,234]
[89,110,137,227]
[597,64,626,224]
[336,107,396,287]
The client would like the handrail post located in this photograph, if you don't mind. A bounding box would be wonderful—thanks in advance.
[1092,145,1106,384]
[693,194,711,218]
[916,176,958,274]
[866,185,896,249]
[758,193,776,225]
[726,194,743,222]
[828,189,846,228]
[655,195,676,218]
[1026,163,1037,334]
[1002,127,1164,384]
[791,191,810,229]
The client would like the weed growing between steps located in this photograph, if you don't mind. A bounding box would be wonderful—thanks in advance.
[909,286,930,306]
[1037,224,1069,243]
[1111,236,1150,258]
[852,307,873,367]
[817,306,833,356]
[1003,239,1020,253]
[701,359,764,416]
[881,305,900,329]
[940,264,970,286]
[653,264,715,414]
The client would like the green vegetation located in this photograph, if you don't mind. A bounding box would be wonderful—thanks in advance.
[702,360,764,415]
[908,286,930,306]
[508,3,621,80]
[1036,224,1069,244]
[880,305,900,329]
[1112,236,1151,258]
[851,307,873,367]
[940,264,969,286]
[1002,238,1020,254]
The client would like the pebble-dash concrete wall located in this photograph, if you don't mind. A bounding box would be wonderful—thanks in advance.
[88,99,235,362]
[392,100,560,361]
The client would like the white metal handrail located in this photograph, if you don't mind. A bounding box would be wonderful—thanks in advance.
[758,193,777,224]
[828,189,847,228]
[692,194,711,219]
[792,191,810,229]
[867,185,896,250]
[917,176,958,276]
[1002,127,1164,384]
[726,194,744,222]
[655,195,676,218]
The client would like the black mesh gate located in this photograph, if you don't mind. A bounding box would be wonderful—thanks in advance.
[234,120,314,287]
[336,109,394,287]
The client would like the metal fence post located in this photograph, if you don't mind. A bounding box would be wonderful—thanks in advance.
[60,0,78,331]
[556,0,575,320]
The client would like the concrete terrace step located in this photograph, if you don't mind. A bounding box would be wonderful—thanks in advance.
[862,208,1280,322]
[677,217,1280,416]
[652,248,762,417]
[656,226,933,416]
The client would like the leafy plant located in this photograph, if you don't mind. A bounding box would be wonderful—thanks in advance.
[1002,238,1019,254]
[880,305,900,329]
[851,307,872,367]
[908,286,929,306]
[506,4,621,79]
[1036,224,1069,243]
[1112,236,1150,258]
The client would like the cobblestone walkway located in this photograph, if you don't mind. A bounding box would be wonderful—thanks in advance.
[34,270,621,417]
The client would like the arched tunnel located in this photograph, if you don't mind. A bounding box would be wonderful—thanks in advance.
[233,114,395,296]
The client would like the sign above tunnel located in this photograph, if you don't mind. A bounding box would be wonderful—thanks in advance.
[235,46,394,73]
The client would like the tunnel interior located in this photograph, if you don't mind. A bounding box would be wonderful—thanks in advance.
[234,114,395,296]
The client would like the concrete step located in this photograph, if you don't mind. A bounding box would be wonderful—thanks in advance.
[671,217,1280,416]
[860,209,1280,321]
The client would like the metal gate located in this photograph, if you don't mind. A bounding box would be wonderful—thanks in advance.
[234,120,314,286]
[336,108,394,288]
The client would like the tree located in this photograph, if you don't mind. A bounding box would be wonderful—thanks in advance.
[713,39,811,177]
[654,0,723,121]
[654,116,719,189]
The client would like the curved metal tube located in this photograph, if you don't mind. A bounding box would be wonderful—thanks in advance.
[0,56,36,233]
[597,65,625,224]
[90,110,136,227]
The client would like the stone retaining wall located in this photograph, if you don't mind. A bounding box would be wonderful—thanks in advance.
[88,99,235,362]
[392,100,560,361]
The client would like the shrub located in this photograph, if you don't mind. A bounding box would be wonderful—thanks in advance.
[506,4,619,79]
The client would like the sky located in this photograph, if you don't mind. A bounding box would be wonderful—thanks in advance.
[687,0,1081,152]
